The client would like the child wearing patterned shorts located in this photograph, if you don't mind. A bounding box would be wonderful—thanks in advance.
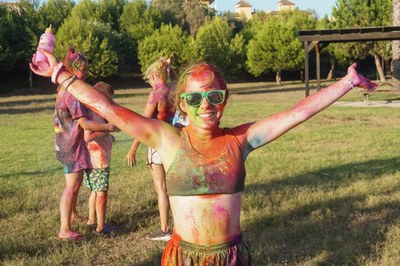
[83,82,117,235]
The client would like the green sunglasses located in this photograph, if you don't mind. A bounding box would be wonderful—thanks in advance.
[72,53,89,72]
[180,90,226,107]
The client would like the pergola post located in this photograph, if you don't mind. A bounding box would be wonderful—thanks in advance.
[304,41,310,97]
[316,43,321,91]
[298,26,400,97]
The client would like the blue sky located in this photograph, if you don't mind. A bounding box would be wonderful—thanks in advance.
[1,0,337,18]
[213,0,337,18]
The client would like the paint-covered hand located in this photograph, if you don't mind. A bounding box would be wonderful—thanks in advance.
[109,123,121,133]
[29,48,59,77]
[347,63,377,92]
[124,149,137,167]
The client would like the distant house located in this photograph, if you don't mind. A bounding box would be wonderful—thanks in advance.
[235,0,253,20]
[277,0,296,12]
[202,0,215,7]
[0,1,20,13]
[229,0,301,20]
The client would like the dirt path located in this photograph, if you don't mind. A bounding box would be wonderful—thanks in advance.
[334,100,400,108]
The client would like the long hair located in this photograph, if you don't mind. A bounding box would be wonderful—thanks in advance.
[143,54,177,88]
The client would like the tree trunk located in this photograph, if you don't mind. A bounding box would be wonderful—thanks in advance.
[275,71,281,84]
[327,63,335,81]
[29,68,33,89]
[393,0,400,80]
[374,54,386,82]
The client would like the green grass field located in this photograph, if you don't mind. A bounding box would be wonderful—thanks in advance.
[1,80,400,265]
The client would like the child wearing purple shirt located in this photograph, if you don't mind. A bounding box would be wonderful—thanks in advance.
[54,48,116,241]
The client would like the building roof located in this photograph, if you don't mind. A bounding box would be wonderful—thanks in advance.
[236,1,252,8]
[278,0,295,6]
[203,0,215,4]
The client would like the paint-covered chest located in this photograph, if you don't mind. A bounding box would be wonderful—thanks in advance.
[166,131,246,196]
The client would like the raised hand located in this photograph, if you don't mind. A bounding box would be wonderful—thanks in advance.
[29,48,58,77]
[347,63,377,92]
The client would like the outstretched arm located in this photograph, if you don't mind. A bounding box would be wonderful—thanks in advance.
[243,64,376,152]
[30,49,179,152]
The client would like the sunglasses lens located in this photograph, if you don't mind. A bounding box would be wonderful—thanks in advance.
[207,91,225,105]
[186,93,203,106]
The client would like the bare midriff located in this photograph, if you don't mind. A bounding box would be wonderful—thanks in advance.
[169,192,242,245]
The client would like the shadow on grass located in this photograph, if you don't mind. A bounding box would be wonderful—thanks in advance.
[0,198,161,263]
[0,169,60,180]
[0,98,54,107]
[0,106,54,115]
[245,157,400,265]
[113,92,149,99]
[2,158,399,264]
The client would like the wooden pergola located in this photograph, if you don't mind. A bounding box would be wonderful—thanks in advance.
[298,26,400,96]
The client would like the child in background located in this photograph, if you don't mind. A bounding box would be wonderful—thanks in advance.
[54,49,116,241]
[125,55,178,241]
[84,82,117,235]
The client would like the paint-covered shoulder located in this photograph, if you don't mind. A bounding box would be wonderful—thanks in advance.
[225,122,255,137]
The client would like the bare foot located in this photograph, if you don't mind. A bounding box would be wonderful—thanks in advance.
[87,219,96,226]
[71,214,87,224]
[57,230,85,241]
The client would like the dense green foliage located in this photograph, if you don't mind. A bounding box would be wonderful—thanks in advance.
[0,1,38,72]
[330,0,393,80]
[55,10,119,79]
[119,0,161,71]
[137,24,196,72]
[194,16,246,79]
[0,0,398,90]
[38,0,75,31]
[247,10,316,83]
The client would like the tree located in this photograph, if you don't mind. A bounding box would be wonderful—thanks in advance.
[183,1,215,36]
[0,3,37,73]
[55,5,119,79]
[97,0,126,31]
[120,0,161,71]
[237,11,269,45]
[19,0,43,36]
[38,0,75,31]
[69,0,98,20]
[152,0,186,28]
[331,0,393,81]
[194,16,246,79]
[137,24,196,73]
[246,10,317,84]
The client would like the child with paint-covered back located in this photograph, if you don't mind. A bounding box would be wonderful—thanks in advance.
[83,81,118,235]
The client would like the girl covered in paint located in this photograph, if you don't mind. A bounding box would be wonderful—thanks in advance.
[50,48,116,241]
[124,54,183,241]
[31,50,376,263]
